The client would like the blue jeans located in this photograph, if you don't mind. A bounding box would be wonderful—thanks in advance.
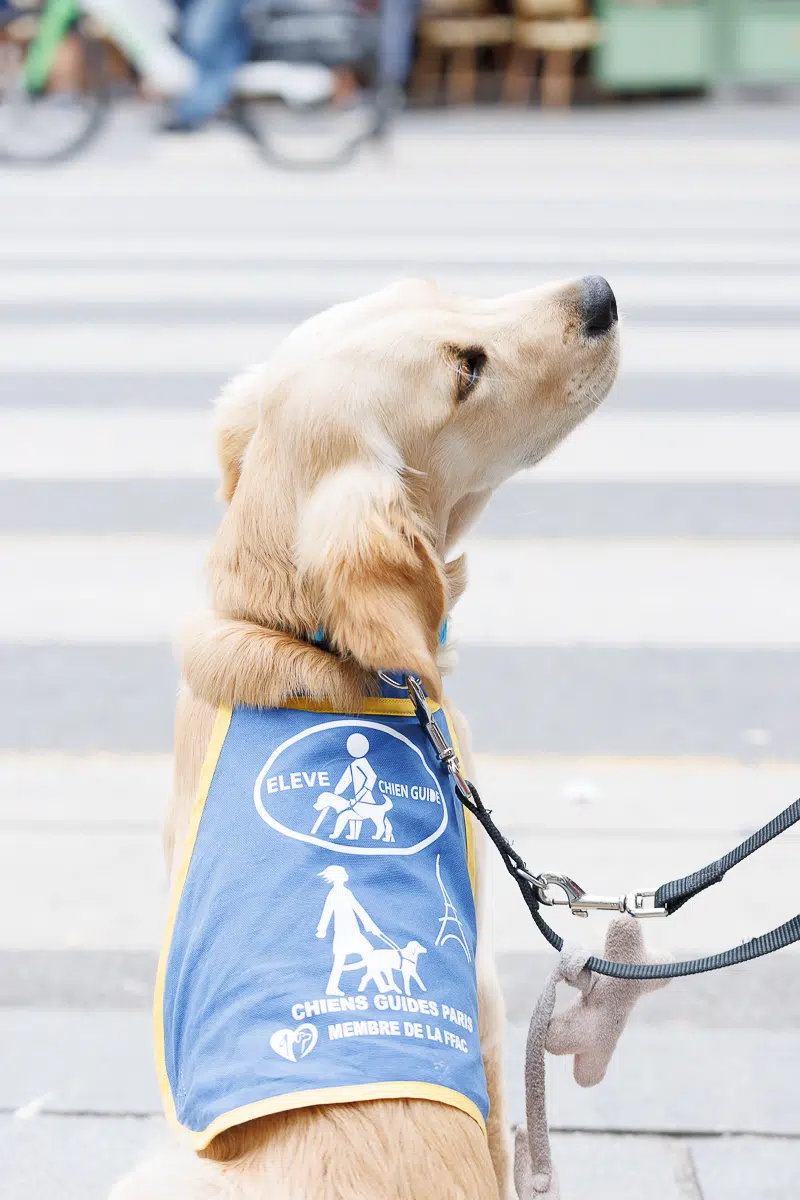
[378,0,418,87]
[175,0,251,126]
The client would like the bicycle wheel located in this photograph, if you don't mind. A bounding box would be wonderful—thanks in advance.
[0,6,111,164]
[233,7,390,171]
[234,85,387,171]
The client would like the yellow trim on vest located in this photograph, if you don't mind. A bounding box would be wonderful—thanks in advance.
[154,698,482,1146]
[183,1081,485,1150]
[285,696,442,717]
[154,703,233,1128]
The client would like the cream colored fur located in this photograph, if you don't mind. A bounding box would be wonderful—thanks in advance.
[112,277,618,1200]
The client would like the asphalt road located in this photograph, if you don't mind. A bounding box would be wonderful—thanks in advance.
[1,104,799,1199]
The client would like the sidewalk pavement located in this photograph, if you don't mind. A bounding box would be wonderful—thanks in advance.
[7,1111,797,1200]
[2,1003,799,1198]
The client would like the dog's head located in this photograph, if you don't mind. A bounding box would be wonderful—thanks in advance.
[207,277,619,698]
[402,941,427,961]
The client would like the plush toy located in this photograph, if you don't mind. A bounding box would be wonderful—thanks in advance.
[514,917,670,1199]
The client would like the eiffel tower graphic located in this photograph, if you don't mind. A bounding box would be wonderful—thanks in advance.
[435,854,471,962]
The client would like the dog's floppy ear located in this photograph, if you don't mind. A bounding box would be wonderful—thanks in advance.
[214,368,263,502]
[296,462,447,699]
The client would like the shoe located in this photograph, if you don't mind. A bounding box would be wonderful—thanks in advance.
[159,110,201,134]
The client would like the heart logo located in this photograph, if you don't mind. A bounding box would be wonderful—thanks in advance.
[270,1023,318,1062]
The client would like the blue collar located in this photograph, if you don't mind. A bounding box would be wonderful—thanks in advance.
[307,620,449,652]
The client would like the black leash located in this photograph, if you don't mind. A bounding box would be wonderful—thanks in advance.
[406,676,800,981]
[460,778,800,980]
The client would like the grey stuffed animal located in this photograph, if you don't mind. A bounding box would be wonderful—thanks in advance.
[514,917,670,1199]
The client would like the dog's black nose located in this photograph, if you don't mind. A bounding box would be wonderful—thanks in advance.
[580,276,618,336]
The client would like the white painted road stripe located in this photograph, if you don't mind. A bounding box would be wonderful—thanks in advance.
[3,824,794,954]
[1,751,797,954]
[1,535,799,647]
[491,831,799,957]
[7,270,800,309]
[472,756,800,834]
[4,235,800,267]
[0,755,170,825]
[0,324,290,373]
[620,327,800,375]
[457,540,800,648]
[0,536,207,643]
[3,410,799,483]
[522,413,800,484]
[3,752,795,834]
[1,323,798,374]
[0,410,217,479]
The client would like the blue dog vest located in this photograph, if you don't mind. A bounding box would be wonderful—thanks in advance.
[155,689,488,1149]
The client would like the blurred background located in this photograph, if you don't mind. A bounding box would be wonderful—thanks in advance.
[0,1,799,1197]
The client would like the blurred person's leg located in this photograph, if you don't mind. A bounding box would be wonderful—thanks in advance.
[80,0,195,93]
[46,34,84,92]
[379,0,417,89]
[332,67,360,105]
[169,0,250,129]
[334,0,419,110]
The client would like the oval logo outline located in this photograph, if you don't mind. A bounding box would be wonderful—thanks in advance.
[253,718,448,856]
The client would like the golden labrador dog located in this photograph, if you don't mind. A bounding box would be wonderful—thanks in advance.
[111,276,618,1200]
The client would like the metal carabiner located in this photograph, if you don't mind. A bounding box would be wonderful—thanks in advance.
[406,674,473,802]
[405,676,668,921]
[534,873,624,918]
[535,873,667,919]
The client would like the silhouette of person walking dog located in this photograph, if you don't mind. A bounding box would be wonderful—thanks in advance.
[316,865,425,996]
[311,733,394,843]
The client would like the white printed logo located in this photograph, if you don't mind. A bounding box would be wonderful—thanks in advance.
[254,720,448,856]
[316,865,427,997]
[311,732,395,843]
[270,1023,318,1062]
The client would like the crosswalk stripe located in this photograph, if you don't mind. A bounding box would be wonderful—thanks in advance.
[490,831,799,957]
[0,324,289,372]
[522,413,800,483]
[3,409,798,483]
[619,327,800,375]
[2,160,797,200]
[456,540,800,648]
[3,235,800,266]
[3,804,795,956]
[3,752,797,833]
[1,535,797,647]
[6,270,800,309]
[0,755,169,825]
[0,409,216,479]
[4,203,800,232]
[1,751,797,957]
[0,536,206,643]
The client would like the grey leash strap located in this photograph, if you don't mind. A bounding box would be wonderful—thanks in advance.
[405,676,800,981]
[654,798,800,914]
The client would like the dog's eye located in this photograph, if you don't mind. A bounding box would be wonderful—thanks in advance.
[456,350,486,399]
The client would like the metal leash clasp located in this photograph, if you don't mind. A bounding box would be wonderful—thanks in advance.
[406,675,472,803]
[405,676,667,921]
[535,873,667,919]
